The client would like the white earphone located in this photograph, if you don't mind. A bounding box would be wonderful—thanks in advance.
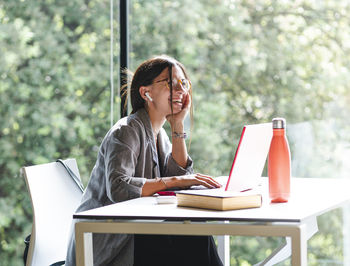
[145,92,153,102]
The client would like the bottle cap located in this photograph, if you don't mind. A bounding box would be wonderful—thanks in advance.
[272,117,286,129]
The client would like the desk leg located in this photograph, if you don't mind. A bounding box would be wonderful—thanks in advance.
[255,217,318,266]
[75,223,94,266]
[291,218,318,266]
[290,223,307,266]
[217,235,230,266]
[255,227,307,266]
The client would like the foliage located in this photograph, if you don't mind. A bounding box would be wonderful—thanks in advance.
[1,0,350,265]
[0,0,113,264]
[130,2,350,263]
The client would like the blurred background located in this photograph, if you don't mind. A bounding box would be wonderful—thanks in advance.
[1,0,350,265]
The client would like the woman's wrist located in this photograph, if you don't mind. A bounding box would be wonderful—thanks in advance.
[170,122,186,139]
[170,121,184,132]
[159,178,168,189]
[162,176,178,188]
[172,132,188,139]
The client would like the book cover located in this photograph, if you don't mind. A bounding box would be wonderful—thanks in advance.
[176,189,262,211]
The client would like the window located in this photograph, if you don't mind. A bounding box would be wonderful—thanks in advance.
[1,0,349,264]
[129,0,350,264]
[0,0,117,263]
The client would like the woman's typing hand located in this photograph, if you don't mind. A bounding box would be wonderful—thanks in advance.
[141,173,221,197]
[167,173,222,189]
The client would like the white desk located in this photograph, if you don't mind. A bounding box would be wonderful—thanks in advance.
[74,178,350,266]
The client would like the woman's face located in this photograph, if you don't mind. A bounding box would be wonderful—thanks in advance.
[148,65,189,116]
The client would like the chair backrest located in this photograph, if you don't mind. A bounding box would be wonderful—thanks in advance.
[22,159,83,266]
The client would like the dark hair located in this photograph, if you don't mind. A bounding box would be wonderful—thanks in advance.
[128,55,189,112]
[122,55,194,143]
[123,55,193,117]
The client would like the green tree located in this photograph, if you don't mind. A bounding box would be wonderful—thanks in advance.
[0,0,113,264]
[130,0,350,265]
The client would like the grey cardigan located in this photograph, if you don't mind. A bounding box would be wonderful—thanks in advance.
[66,108,193,266]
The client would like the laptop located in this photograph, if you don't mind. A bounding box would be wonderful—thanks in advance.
[190,122,273,194]
[224,122,272,192]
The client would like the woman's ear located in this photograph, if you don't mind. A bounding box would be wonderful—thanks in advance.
[139,86,152,102]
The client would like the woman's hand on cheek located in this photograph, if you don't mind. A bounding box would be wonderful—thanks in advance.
[166,93,191,126]
[181,92,191,112]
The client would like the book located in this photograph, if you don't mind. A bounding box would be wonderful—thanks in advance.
[176,189,262,211]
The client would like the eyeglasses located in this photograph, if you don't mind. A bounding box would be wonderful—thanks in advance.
[152,78,191,92]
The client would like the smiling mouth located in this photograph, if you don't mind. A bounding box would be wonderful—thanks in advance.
[169,98,183,109]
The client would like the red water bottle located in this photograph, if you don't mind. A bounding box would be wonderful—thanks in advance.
[268,118,291,203]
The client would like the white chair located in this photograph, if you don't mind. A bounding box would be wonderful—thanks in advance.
[22,159,84,266]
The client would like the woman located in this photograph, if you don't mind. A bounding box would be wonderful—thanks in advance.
[66,55,223,266]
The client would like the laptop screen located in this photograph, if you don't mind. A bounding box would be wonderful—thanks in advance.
[225,123,272,192]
